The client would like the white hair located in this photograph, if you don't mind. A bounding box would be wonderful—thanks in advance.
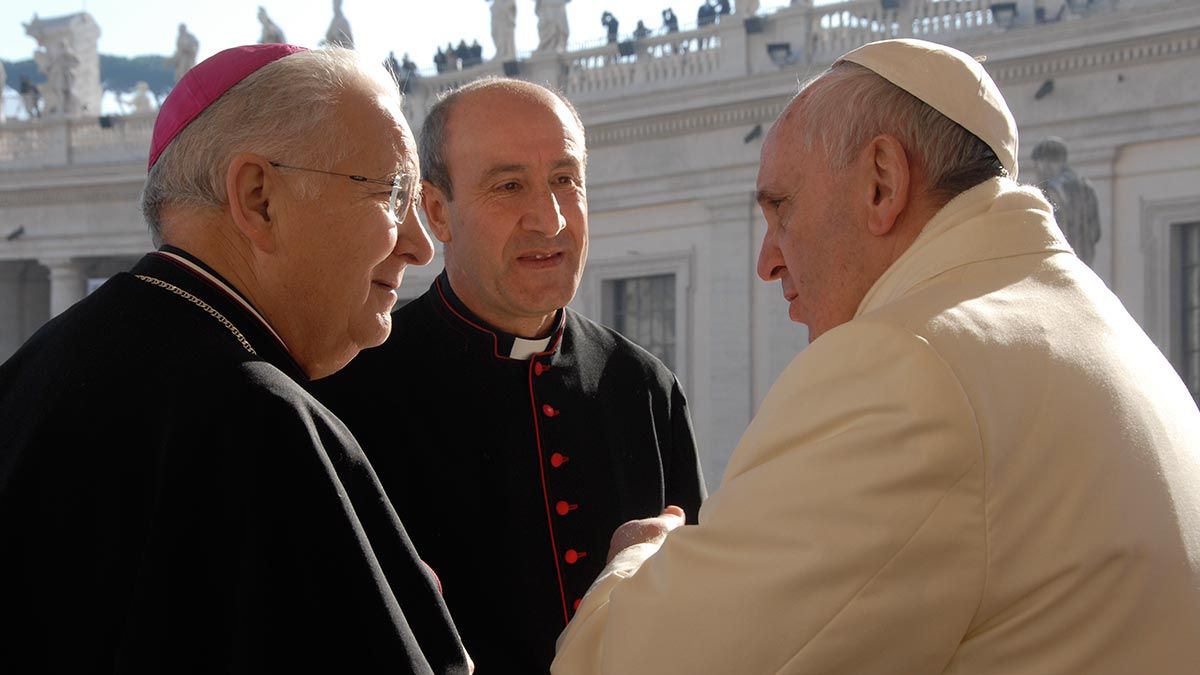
[792,61,1005,203]
[141,47,401,244]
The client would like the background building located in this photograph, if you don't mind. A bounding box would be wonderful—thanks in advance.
[1,0,1198,485]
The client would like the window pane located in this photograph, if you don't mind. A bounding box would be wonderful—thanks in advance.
[602,273,677,369]
[1188,266,1200,309]
[1187,224,1200,262]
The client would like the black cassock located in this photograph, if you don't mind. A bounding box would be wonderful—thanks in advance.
[0,248,468,674]
[311,273,707,674]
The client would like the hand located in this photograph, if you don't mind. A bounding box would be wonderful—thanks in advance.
[606,505,686,563]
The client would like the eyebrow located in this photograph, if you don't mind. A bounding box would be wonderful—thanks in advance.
[478,158,584,186]
[755,189,779,205]
[551,157,584,172]
[479,164,526,186]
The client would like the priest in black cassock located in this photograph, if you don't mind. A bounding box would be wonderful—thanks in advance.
[310,78,707,673]
[0,45,470,673]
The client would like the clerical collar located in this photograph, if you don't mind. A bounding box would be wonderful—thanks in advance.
[434,271,563,360]
[151,245,289,353]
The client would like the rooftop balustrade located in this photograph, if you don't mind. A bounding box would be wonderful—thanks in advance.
[0,0,1130,171]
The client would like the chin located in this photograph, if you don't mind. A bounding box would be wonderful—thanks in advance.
[365,313,394,348]
[532,282,578,311]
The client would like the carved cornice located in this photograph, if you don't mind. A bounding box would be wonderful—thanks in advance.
[987,29,1200,84]
[587,97,790,148]
[585,26,1200,148]
[0,181,143,208]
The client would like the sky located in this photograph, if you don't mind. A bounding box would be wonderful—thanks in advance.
[1,0,798,71]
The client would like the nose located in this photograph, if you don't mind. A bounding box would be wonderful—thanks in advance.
[396,198,434,265]
[522,185,568,237]
[756,227,783,282]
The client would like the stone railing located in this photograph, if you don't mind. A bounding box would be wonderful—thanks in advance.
[0,113,153,170]
[0,0,1128,165]
[405,0,1022,116]
[808,0,997,62]
[564,27,724,96]
[910,0,996,38]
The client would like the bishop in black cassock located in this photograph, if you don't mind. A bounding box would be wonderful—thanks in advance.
[0,249,467,673]
[311,273,707,673]
[0,43,467,673]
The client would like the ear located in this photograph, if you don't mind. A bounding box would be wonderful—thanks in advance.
[862,134,911,237]
[421,179,454,244]
[226,153,278,253]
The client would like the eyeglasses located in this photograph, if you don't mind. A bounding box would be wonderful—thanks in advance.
[269,161,417,220]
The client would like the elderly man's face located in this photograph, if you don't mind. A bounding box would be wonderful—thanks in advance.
[430,89,588,336]
[273,84,433,372]
[755,110,862,341]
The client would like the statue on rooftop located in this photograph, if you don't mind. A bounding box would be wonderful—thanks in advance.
[535,0,571,54]
[1033,137,1102,267]
[35,39,81,116]
[490,0,518,62]
[24,12,100,117]
[257,7,286,44]
[323,0,354,49]
[173,23,199,83]
[739,0,762,16]
[123,81,155,114]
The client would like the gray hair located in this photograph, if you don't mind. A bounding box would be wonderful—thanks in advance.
[141,48,400,244]
[792,61,1004,203]
[419,77,586,201]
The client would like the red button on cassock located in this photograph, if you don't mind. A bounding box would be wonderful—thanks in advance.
[573,598,582,612]
[564,549,586,564]
[535,362,551,376]
[555,500,578,516]
[542,403,559,417]
[550,453,568,468]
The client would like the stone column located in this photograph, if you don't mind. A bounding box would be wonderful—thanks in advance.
[41,257,87,317]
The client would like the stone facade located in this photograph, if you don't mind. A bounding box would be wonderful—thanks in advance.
[1,0,1198,485]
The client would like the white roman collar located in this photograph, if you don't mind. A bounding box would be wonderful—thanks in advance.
[510,336,552,360]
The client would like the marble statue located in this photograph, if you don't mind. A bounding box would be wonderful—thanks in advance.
[173,23,199,83]
[35,39,81,116]
[323,0,354,49]
[1033,137,1102,266]
[23,12,101,117]
[490,0,518,62]
[124,81,155,114]
[258,7,287,44]
[535,0,571,54]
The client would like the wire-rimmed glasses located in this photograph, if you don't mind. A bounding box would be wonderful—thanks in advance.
[269,161,417,220]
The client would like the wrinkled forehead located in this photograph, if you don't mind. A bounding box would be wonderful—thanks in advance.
[456,86,585,150]
[338,83,418,176]
[760,104,803,163]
